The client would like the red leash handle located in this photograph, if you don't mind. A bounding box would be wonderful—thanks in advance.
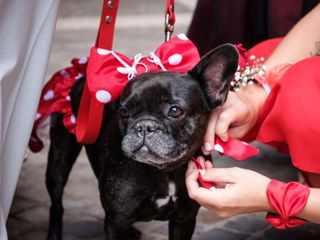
[96,0,120,49]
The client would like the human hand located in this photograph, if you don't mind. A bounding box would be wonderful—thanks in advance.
[202,84,268,155]
[185,156,272,217]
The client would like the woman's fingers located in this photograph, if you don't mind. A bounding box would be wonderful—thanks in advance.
[203,107,221,155]
[202,167,237,183]
[205,160,214,169]
[214,109,235,142]
[185,164,220,203]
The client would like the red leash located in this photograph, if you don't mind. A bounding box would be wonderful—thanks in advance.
[76,0,119,143]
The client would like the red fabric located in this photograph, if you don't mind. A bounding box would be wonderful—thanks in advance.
[257,57,320,173]
[29,58,87,152]
[266,180,310,229]
[86,34,200,104]
[214,137,259,161]
[192,157,214,189]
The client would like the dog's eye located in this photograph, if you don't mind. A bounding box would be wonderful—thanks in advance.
[168,106,184,118]
[119,107,130,118]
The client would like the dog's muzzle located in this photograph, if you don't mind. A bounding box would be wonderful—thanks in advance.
[133,119,163,139]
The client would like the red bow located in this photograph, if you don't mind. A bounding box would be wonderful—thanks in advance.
[86,34,200,104]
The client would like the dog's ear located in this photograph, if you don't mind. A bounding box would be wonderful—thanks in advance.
[188,44,239,109]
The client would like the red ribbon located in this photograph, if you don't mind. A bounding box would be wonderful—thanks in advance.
[266,180,310,229]
[85,34,200,104]
[193,137,260,190]
[214,137,260,160]
[192,157,214,189]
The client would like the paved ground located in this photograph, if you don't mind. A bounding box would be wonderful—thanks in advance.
[6,0,320,239]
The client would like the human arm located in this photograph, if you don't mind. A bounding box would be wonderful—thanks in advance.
[265,3,320,69]
[202,3,320,155]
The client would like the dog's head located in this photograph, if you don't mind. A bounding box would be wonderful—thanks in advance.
[119,44,238,171]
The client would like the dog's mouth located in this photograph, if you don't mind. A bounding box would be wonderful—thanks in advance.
[132,143,158,159]
[123,140,189,171]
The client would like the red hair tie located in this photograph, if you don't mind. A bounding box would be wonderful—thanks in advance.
[266,180,310,229]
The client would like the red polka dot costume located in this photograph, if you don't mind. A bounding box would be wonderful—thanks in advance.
[29,58,87,152]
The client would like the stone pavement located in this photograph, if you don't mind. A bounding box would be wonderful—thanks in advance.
[6,0,320,239]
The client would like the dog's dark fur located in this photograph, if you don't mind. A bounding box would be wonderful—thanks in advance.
[45,44,238,240]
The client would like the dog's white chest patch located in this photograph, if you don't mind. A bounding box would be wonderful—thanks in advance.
[155,181,178,208]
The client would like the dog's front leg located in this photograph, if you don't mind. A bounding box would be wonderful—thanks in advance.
[104,220,139,240]
[169,213,198,240]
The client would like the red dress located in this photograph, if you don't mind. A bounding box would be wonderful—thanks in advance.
[247,38,320,187]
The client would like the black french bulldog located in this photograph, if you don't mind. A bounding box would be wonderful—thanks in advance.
[45,44,238,240]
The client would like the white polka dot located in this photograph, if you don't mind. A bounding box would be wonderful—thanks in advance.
[177,34,189,40]
[78,57,88,64]
[241,141,249,146]
[168,54,182,65]
[66,96,71,101]
[70,115,76,124]
[95,90,112,103]
[117,67,131,74]
[213,144,224,153]
[35,113,41,121]
[43,90,54,101]
[97,48,111,55]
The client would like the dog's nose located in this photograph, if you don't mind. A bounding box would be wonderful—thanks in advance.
[134,120,159,137]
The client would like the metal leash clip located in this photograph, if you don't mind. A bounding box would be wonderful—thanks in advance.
[165,13,174,42]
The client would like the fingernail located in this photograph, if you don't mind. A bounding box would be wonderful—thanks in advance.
[199,169,206,176]
[221,135,228,142]
[204,142,213,152]
[202,148,209,156]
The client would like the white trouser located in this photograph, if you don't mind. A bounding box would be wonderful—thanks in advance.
[0,0,60,238]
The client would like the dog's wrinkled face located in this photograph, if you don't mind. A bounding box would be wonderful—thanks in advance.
[119,44,239,171]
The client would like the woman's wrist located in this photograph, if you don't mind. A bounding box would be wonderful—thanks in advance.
[296,188,320,224]
[235,83,268,127]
